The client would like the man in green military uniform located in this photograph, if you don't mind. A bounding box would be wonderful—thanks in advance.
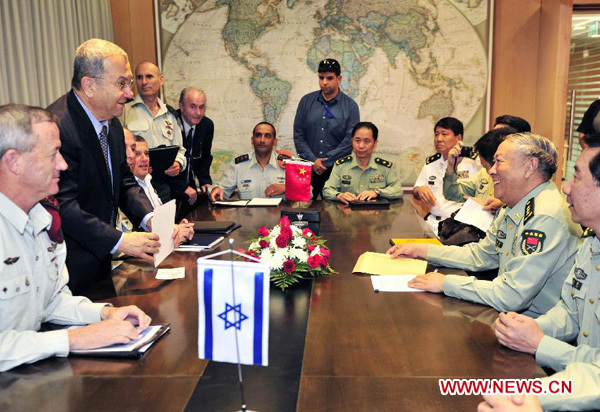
[323,121,403,204]
[387,133,581,317]
[491,134,600,411]
[443,127,516,214]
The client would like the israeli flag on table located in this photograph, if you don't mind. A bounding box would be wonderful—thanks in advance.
[197,259,270,366]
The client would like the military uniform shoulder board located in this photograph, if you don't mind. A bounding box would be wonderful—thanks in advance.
[426,153,441,164]
[235,154,250,164]
[582,227,596,238]
[374,157,393,168]
[166,103,179,117]
[469,151,478,160]
[335,155,352,165]
[523,198,534,224]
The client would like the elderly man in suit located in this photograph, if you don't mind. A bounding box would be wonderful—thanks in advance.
[173,87,214,208]
[47,39,160,298]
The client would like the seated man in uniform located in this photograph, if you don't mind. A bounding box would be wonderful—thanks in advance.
[323,121,403,203]
[209,122,287,201]
[492,134,600,411]
[388,133,581,317]
[413,117,481,232]
[443,127,516,214]
[0,104,151,372]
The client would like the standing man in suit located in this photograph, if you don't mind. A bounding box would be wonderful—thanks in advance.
[47,38,159,298]
[175,87,214,208]
[294,58,360,198]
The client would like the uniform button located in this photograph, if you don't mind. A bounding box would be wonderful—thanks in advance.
[504,251,509,256]
[25,278,30,287]
[514,214,521,220]
[571,291,576,297]
[583,331,589,337]
[508,224,514,229]
[35,256,39,261]
[596,265,600,271]
[36,287,40,292]
[590,298,595,304]
[16,287,20,292]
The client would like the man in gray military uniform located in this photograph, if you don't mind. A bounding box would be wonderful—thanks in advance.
[492,133,600,411]
[0,104,151,372]
[387,133,581,317]
[323,121,402,203]
[209,122,287,201]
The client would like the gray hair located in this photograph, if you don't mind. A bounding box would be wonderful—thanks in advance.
[179,87,206,106]
[0,104,58,158]
[71,38,128,90]
[505,132,557,180]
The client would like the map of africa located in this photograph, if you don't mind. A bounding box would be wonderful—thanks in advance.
[161,0,489,185]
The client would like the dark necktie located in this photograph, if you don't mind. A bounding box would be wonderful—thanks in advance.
[99,126,111,172]
[99,126,115,225]
[186,127,194,184]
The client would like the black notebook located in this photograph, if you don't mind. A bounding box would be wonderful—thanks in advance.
[349,198,390,210]
[177,234,224,251]
[193,221,239,234]
[149,146,179,178]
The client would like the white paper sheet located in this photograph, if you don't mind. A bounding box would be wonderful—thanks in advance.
[212,200,249,207]
[153,199,176,267]
[156,267,185,280]
[371,275,425,292]
[247,198,282,207]
[453,198,494,232]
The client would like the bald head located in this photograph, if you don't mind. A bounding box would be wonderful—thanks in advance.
[135,61,163,101]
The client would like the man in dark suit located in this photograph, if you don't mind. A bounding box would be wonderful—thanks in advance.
[47,38,160,298]
[173,87,214,217]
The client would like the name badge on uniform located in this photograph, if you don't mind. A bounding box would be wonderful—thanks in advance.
[428,175,436,185]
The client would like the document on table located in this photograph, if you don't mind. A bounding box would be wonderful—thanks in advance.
[247,198,282,207]
[353,252,427,276]
[371,275,424,292]
[212,200,249,207]
[156,267,185,280]
[70,324,171,357]
[389,238,442,246]
[153,199,176,267]
[453,198,494,232]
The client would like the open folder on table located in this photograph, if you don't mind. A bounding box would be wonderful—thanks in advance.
[389,238,442,246]
[70,324,170,358]
[352,252,427,276]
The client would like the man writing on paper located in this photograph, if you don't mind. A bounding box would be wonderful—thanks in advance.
[0,104,151,372]
[47,39,159,298]
[209,122,287,201]
[490,134,600,411]
[323,121,403,203]
[443,127,517,214]
[387,133,581,317]
[130,135,193,244]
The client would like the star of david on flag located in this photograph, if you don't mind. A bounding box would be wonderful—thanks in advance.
[197,259,271,366]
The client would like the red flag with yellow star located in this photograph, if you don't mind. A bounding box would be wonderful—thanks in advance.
[285,160,312,201]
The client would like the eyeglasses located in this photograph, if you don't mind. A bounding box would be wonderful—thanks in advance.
[94,78,134,91]
[318,59,340,73]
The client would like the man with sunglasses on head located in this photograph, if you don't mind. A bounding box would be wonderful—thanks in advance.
[47,39,158,299]
[294,58,360,198]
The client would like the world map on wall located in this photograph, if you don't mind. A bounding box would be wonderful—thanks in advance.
[161,0,488,184]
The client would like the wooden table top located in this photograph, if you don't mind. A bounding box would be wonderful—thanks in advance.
[0,198,545,412]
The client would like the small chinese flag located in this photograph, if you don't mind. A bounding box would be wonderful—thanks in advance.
[285,160,312,201]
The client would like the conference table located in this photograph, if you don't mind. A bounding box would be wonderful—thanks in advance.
[0,198,545,411]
